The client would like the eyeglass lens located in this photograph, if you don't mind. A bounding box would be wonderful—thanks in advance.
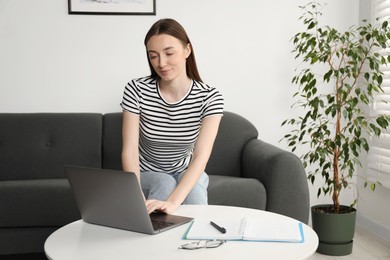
[179,240,226,250]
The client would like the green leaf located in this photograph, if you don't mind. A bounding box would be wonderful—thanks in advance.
[376,115,389,129]
[311,56,319,64]
[364,72,370,81]
[324,70,333,82]
[308,21,316,30]
[362,138,369,152]
[378,74,383,84]
[289,141,296,147]
[299,130,306,141]
[370,123,381,136]
[382,20,389,29]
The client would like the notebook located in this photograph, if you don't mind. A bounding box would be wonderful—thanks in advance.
[183,218,304,243]
[65,165,193,234]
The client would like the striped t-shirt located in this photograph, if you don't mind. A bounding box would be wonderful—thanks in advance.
[121,76,224,174]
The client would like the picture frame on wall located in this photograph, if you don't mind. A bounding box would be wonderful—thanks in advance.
[68,0,156,15]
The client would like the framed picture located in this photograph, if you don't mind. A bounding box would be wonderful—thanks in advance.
[68,0,156,15]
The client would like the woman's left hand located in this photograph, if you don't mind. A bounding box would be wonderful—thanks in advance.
[145,199,180,214]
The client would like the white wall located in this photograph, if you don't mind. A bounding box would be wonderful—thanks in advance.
[1,0,388,239]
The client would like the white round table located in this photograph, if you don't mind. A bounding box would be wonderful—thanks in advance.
[45,205,318,260]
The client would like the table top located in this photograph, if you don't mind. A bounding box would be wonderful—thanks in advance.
[45,205,318,260]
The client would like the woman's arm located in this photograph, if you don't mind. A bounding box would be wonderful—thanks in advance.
[121,111,141,182]
[146,115,222,214]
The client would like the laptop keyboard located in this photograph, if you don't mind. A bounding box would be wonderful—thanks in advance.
[151,219,175,230]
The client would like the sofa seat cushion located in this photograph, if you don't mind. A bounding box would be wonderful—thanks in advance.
[208,175,266,210]
[0,179,80,227]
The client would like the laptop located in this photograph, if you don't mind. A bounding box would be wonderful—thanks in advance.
[65,165,193,234]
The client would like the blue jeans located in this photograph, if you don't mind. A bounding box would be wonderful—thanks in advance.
[140,171,209,205]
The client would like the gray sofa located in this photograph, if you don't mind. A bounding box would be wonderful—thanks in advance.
[0,111,309,256]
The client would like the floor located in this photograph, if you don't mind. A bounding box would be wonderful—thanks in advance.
[308,225,390,260]
[1,225,389,260]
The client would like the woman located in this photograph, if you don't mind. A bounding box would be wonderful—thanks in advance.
[121,18,224,214]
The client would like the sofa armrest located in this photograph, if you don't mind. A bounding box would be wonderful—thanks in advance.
[242,139,309,224]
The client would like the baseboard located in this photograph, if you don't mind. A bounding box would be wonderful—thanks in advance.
[357,214,390,243]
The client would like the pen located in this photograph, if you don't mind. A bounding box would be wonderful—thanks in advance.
[210,221,226,234]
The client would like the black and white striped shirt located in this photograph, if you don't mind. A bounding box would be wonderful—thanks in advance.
[121,76,224,174]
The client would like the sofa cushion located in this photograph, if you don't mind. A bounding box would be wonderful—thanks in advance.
[206,111,258,177]
[102,113,123,170]
[0,113,102,181]
[208,175,266,210]
[0,179,80,227]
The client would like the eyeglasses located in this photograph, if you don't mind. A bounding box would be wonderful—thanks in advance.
[179,240,226,250]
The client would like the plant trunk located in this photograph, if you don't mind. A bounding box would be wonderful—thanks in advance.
[332,152,340,213]
[333,88,341,213]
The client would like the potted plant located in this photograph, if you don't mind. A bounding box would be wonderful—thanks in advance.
[282,2,390,256]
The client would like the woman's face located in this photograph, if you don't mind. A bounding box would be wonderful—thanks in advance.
[146,34,191,83]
